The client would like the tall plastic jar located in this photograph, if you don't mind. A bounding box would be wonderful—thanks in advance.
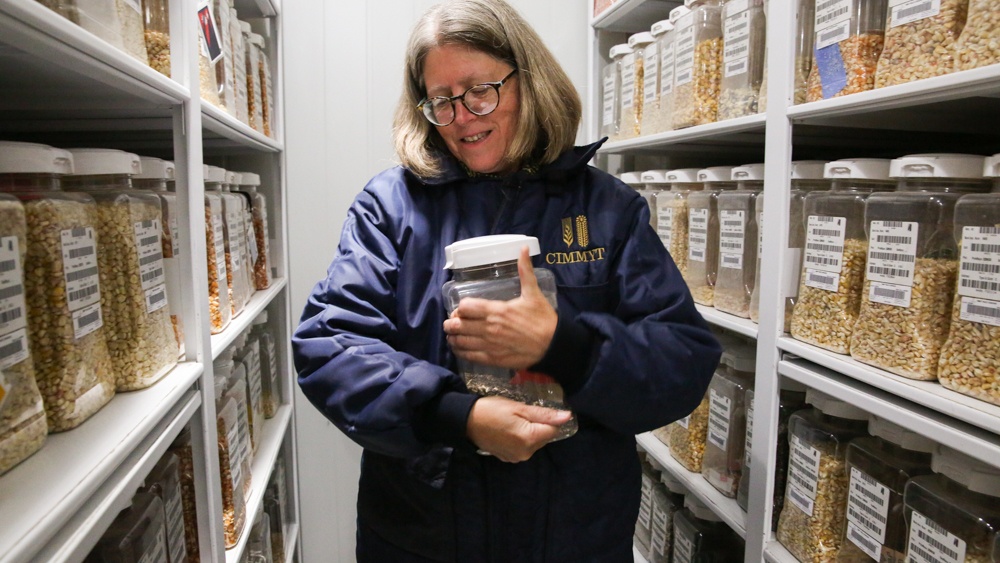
[641,20,674,136]
[442,235,577,441]
[685,166,736,306]
[36,0,126,52]
[639,170,669,242]
[235,336,263,454]
[953,0,1000,72]
[204,165,232,334]
[621,32,654,140]
[251,310,279,417]
[790,159,894,354]
[718,0,766,120]
[873,0,965,88]
[806,0,888,101]
[222,171,252,314]
[673,495,742,561]
[776,389,869,562]
[601,44,631,140]
[837,415,934,563]
[231,11,249,125]
[673,0,724,129]
[648,470,686,563]
[850,154,990,381]
[167,427,199,560]
[114,0,147,64]
[214,370,247,548]
[714,163,763,317]
[255,34,275,138]
[213,0,236,116]
[141,0,170,76]
[218,352,253,496]
[655,168,702,278]
[903,445,1000,563]
[90,492,168,562]
[750,160,830,328]
[669,382,712,472]
[236,172,272,290]
[245,28,265,133]
[701,343,755,497]
[196,5,222,108]
[787,0,816,106]
[140,451,188,563]
[0,142,115,432]
[624,171,656,232]
[65,149,178,391]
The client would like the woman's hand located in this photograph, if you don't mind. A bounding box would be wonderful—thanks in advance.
[466,396,572,462]
[444,247,557,369]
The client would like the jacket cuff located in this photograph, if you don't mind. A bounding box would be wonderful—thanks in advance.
[529,314,596,396]
[414,391,479,447]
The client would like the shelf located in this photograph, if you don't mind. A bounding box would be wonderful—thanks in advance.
[636,433,747,539]
[695,305,758,340]
[592,0,676,32]
[282,521,299,563]
[202,102,283,154]
[778,336,1000,440]
[0,362,203,563]
[211,277,287,359]
[763,539,798,563]
[599,114,766,161]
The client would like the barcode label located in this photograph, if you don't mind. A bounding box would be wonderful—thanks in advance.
[61,227,101,311]
[869,281,912,308]
[959,226,1000,300]
[907,512,965,563]
[805,269,840,292]
[789,435,821,499]
[674,22,695,86]
[847,520,883,561]
[847,467,890,544]
[816,18,851,49]
[620,54,636,109]
[660,43,675,95]
[0,237,27,335]
[959,296,1000,327]
[225,206,245,272]
[656,204,674,250]
[211,210,228,284]
[68,284,99,304]
[649,501,671,556]
[224,411,243,491]
[867,221,918,286]
[638,473,653,528]
[644,47,659,103]
[787,481,816,516]
[889,0,940,27]
[673,524,694,563]
[601,75,614,126]
[164,484,188,563]
[67,246,94,259]
[688,209,708,261]
[145,284,168,314]
[743,391,754,468]
[721,254,743,269]
[805,216,847,274]
[72,302,103,339]
[0,328,29,370]
[707,388,732,450]
[723,3,750,77]
[720,210,745,268]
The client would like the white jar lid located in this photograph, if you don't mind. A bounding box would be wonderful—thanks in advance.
[619,171,643,186]
[684,495,722,521]
[984,153,999,178]
[628,32,655,48]
[661,471,687,495]
[0,141,73,174]
[609,44,632,59]
[698,166,735,183]
[239,171,261,186]
[204,164,227,183]
[226,170,242,186]
[640,169,670,184]
[732,163,765,182]
[790,161,827,180]
[824,158,892,180]
[722,343,756,373]
[670,5,692,22]
[890,154,985,179]
[252,310,269,325]
[250,33,265,47]
[213,358,235,378]
[240,21,251,33]
[136,157,175,180]
[444,234,540,270]
[932,445,1000,497]
[867,415,935,453]
[666,168,701,183]
[806,388,868,420]
[67,148,141,176]
[651,19,673,36]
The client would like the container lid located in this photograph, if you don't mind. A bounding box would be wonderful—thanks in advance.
[824,158,892,180]
[984,153,999,178]
[806,389,868,420]
[250,33,265,47]
[670,5,692,22]
[890,154,985,179]
[609,44,632,59]
[213,358,235,378]
[67,148,141,176]
[204,164,227,183]
[628,32,655,48]
[443,234,540,270]
[790,161,827,180]
[619,171,643,186]
[226,170,242,186]
[867,415,935,453]
[239,171,261,186]
[732,163,765,182]
[698,166,735,183]
[640,169,670,184]
[780,378,808,393]
[651,19,673,36]
[0,141,74,175]
[661,471,687,494]
[136,157,175,181]
[240,21,251,33]
[721,343,756,373]
[252,311,269,325]
[932,445,1000,497]
[666,168,701,183]
[684,495,722,521]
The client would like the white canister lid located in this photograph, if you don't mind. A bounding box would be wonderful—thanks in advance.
[932,445,1000,497]
[628,32,655,48]
[640,169,670,184]
[806,389,868,420]
[721,343,756,373]
[890,154,985,179]
[698,166,735,183]
[620,171,643,186]
[651,19,673,36]
[0,141,73,175]
[824,158,892,180]
[684,495,722,521]
[213,358,235,378]
[239,21,251,34]
[984,153,1000,178]
[67,148,141,176]
[609,44,632,59]
[136,157,175,181]
[226,170,242,186]
[666,168,701,184]
[252,310,269,325]
[204,165,227,183]
[239,172,261,186]
[249,33,265,47]
[732,163,765,182]
[670,5,692,22]
[790,161,827,180]
[661,471,687,495]
[444,234,540,270]
[867,415,935,453]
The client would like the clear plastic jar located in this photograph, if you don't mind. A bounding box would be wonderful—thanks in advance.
[249,512,273,563]
[715,163,763,317]
[141,0,170,76]
[903,445,1000,563]
[685,166,737,306]
[624,171,656,232]
[215,384,247,548]
[874,0,965,88]
[221,172,252,315]
[256,34,275,138]
[213,0,236,116]
[669,388,711,472]
[268,456,289,561]
[90,492,167,562]
[657,168,702,278]
[141,451,188,563]
[953,0,1000,72]
[231,12,249,125]
[673,495,743,561]
[673,0,724,128]
[636,450,660,554]
[264,483,286,562]
[442,235,576,441]
[115,0,147,64]
[837,416,934,563]
[235,336,263,454]
[168,427,200,560]
[790,159,895,354]
[246,29,265,133]
[36,0,125,52]
[776,389,869,562]
[197,5,222,108]
[718,0,766,120]
[641,19,675,136]
[850,154,990,381]
[640,170,669,235]
[790,0,816,105]
[601,44,631,140]
[648,470,686,563]
[236,172,272,290]
[807,0,888,101]
[701,343,755,497]
[0,142,115,432]
[250,310,279,417]
[750,161,830,328]
[205,165,232,333]
[217,354,253,496]
[65,149,178,391]
[621,32,654,140]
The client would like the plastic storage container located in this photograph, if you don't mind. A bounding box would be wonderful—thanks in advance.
[648,470,686,563]
[214,0,236,117]
[638,170,667,235]
[635,449,659,554]
[65,149,177,391]
[776,389,869,562]
[714,163,763,317]
[701,343,755,497]
[621,32,654,140]
[37,0,125,53]
[249,511,274,563]
[903,446,1000,563]
[850,154,989,381]
[806,0,888,101]
[88,492,167,562]
[236,171,272,290]
[141,0,170,76]
[255,34,275,138]
[874,0,965,88]
[673,495,742,562]
[204,165,232,334]
[141,451,188,563]
[0,141,115,432]
[246,29,265,133]
[718,0,766,120]
[167,427,199,560]
[750,160,830,328]
[222,171,253,315]
[442,235,576,441]
[115,0,147,64]
[231,11,249,125]
[641,19,674,136]
[837,415,934,563]
[236,336,264,454]
[264,482,286,562]
[196,4,222,107]
[656,168,702,278]
[601,44,631,140]
[215,365,247,548]
[953,0,1000,72]
[221,348,254,495]
[626,171,657,232]
[669,385,711,472]
[792,0,816,105]
[673,0,724,128]
[790,158,894,354]
[251,311,279,417]
[684,166,736,306]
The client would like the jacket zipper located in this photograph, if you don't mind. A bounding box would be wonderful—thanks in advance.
[490,180,522,235]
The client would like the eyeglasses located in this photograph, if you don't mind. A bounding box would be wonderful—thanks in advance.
[417,69,518,127]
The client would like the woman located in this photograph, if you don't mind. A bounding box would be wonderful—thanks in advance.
[292,0,721,560]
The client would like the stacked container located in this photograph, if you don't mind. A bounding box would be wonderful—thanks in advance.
[714,163,763,317]
[628,171,658,232]
[635,449,658,555]
[619,35,648,140]
[601,44,631,140]
[254,33,275,138]
[231,12,249,125]
[88,492,167,561]
[204,165,232,334]
[673,495,742,561]
[717,0,766,120]
[657,168,702,278]
[701,343,755,497]
[214,0,237,116]
[647,469,686,563]
[222,170,253,315]
[251,311,279,417]
[640,19,674,136]
[141,0,170,76]
[953,0,1000,72]
[246,30,266,133]
[673,0,724,129]
[874,0,964,88]
[236,172,272,290]
[168,427,199,560]
[140,451,188,563]
[196,4,222,108]
[685,166,736,306]
[806,0,888,101]
[214,359,247,548]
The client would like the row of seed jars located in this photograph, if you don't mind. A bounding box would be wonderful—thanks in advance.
[635,445,713,563]
[35,0,163,71]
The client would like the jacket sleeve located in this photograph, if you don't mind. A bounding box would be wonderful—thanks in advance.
[292,186,474,458]
[535,194,722,435]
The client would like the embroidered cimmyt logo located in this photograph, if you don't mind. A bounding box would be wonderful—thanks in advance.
[548,215,605,265]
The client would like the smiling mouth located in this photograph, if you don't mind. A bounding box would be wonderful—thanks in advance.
[461,131,490,143]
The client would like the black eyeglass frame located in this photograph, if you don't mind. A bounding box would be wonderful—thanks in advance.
[417,68,518,127]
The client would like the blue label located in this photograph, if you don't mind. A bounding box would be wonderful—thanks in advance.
[815,44,847,99]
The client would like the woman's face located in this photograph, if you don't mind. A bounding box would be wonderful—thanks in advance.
[422,44,520,175]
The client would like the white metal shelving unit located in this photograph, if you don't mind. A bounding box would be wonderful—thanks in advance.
[590,1,1000,561]
[0,0,299,561]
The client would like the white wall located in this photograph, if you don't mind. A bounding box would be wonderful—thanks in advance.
[284,2,588,560]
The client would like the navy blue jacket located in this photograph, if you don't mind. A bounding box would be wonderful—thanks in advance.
[293,141,721,562]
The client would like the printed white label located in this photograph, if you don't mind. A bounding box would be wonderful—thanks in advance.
[644,45,659,104]
[135,523,167,563]
[211,211,228,285]
[72,302,103,340]
[815,0,852,49]
[958,226,1000,300]
[847,467,891,544]
[907,511,966,563]
[164,482,188,563]
[61,227,101,312]
[959,296,1000,328]
[889,0,940,28]
[847,520,883,561]
[757,210,764,259]
[0,328,29,370]
[674,523,694,563]
[804,215,847,274]
[867,221,918,307]
[674,17,696,87]
[723,2,751,78]
[225,414,243,493]
[660,41,675,96]
[638,473,653,528]
[602,74,615,127]
[265,336,277,384]
[689,208,708,263]
[869,280,912,308]
[226,207,243,272]
[707,388,732,450]
[743,393,754,468]
[620,53,637,110]
[145,284,168,314]
[677,414,691,429]
[235,392,251,467]
[246,221,259,266]
[787,435,821,515]
[134,219,166,291]
[0,237,27,337]
[719,210,745,270]
[657,202,674,250]
[650,501,672,556]
[169,216,180,256]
